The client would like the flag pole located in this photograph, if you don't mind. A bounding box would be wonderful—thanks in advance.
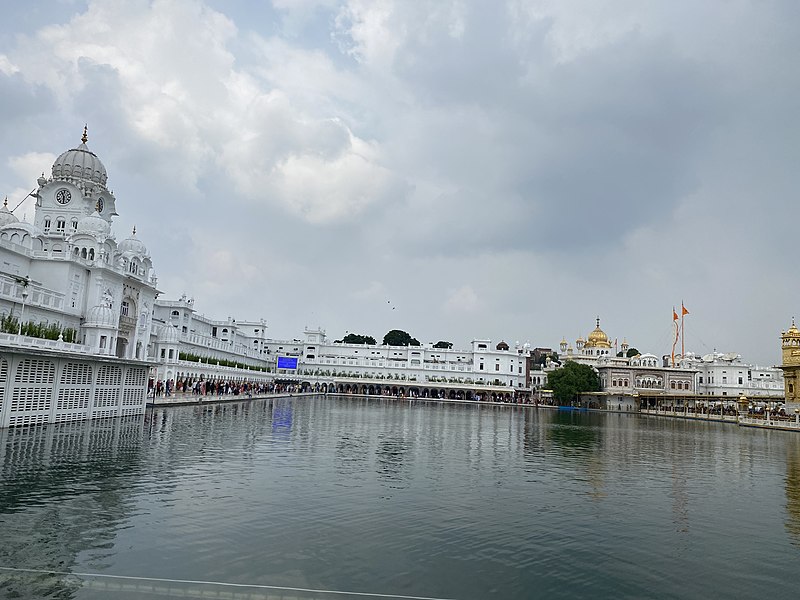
[671,307,678,367]
[681,301,685,360]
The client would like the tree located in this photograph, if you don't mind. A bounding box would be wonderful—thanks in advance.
[546,361,600,405]
[383,329,421,346]
[433,341,453,349]
[340,333,376,345]
[617,347,641,358]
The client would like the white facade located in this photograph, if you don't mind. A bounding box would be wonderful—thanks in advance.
[0,129,158,361]
[150,293,532,395]
[297,329,529,388]
[679,352,783,397]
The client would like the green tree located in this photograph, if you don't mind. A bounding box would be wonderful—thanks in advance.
[341,333,377,345]
[433,340,452,349]
[616,347,641,358]
[382,329,420,346]
[547,361,600,405]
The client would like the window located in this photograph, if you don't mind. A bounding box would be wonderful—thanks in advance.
[160,349,166,359]
[121,300,130,317]
[56,218,66,232]
[88,248,94,260]
[71,219,78,230]
[171,310,179,317]
[100,335,107,349]
[44,218,51,232]
[168,349,174,359]
[479,363,484,371]
[495,364,500,371]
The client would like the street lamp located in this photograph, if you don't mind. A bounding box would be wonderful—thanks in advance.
[17,277,30,336]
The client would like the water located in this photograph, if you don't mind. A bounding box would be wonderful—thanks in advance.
[1,395,799,599]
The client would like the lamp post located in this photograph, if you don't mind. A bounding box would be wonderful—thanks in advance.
[17,279,30,336]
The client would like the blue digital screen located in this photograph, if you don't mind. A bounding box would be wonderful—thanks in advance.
[277,356,298,369]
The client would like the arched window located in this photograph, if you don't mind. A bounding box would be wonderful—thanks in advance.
[73,247,79,256]
[56,218,66,232]
[81,248,87,259]
[71,219,78,230]
[44,218,51,232]
[88,248,94,260]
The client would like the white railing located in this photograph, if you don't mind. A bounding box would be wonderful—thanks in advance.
[0,332,92,354]
[738,416,800,429]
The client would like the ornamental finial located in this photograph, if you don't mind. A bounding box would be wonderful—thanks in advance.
[81,124,88,144]
[596,316,600,328]
[132,225,136,235]
[2,197,7,209]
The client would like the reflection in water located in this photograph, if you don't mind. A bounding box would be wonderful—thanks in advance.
[0,417,145,599]
[375,434,411,485]
[1,398,800,600]
[786,438,800,545]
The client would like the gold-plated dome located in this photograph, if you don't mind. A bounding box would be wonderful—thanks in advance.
[786,318,800,337]
[585,317,611,348]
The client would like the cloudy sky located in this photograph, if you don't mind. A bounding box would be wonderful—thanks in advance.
[0,0,797,364]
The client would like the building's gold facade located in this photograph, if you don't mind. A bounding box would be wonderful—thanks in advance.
[780,319,800,403]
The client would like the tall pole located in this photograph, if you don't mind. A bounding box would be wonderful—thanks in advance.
[681,301,685,360]
[17,276,30,336]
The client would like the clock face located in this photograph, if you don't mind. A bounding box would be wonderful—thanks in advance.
[55,189,71,205]
[97,198,104,213]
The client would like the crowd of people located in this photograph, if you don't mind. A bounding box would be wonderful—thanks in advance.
[148,378,305,399]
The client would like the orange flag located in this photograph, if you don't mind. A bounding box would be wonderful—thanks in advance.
[673,308,679,321]
[682,304,689,316]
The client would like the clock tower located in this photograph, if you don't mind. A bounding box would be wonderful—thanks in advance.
[34,126,117,238]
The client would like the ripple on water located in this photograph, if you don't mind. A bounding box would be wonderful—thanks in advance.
[2,399,800,599]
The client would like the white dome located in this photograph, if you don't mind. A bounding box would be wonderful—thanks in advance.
[85,304,117,328]
[0,198,19,227]
[76,211,111,237]
[159,324,180,343]
[52,131,108,186]
[0,220,43,237]
[118,228,148,256]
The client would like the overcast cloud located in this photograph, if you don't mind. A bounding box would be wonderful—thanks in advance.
[0,0,798,364]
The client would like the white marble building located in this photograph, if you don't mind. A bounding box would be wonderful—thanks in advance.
[0,128,158,359]
[679,352,783,397]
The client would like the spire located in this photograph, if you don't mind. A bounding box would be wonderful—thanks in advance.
[596,316,600,328]
[81,124,88,144]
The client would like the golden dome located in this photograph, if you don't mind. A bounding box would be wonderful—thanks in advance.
[585,317,612,348]
[787,319,800,337]
[782,318,800,344]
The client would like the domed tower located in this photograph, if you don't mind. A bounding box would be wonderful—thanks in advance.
[559,337,568,354]
[780,319,800,403]
[584,317,612,356]
[34,126,118,237]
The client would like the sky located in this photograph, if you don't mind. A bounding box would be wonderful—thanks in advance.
[0,0,798,365]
